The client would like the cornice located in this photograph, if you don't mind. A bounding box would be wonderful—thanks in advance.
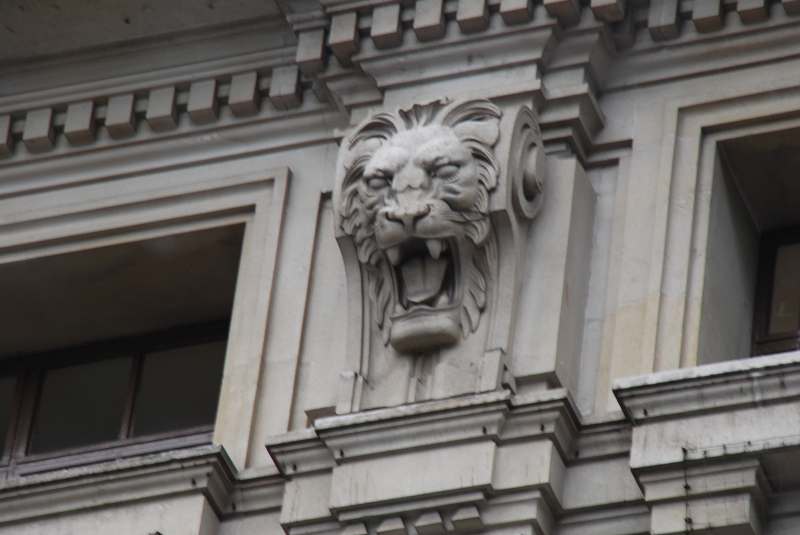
[606,17,800,92]
[0,17,293,106]
[0,445,284,526]
[267,389,637,535]
[318,394,511,463]
[613,350,800,425]
[0,104,345,201]
[3,0,797,168]
[267,391,513,477]
[266,388,604,479]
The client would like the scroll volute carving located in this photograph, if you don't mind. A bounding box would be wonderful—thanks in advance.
[333,99,545,411]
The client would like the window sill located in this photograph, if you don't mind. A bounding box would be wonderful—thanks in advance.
[613,349,800,424]
[0,443,284,527]
[2,427,213,478]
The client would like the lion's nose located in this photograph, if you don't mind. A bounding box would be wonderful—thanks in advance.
[386,203,431,228]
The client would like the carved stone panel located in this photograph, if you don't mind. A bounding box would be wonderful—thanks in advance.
[333,98,545,411]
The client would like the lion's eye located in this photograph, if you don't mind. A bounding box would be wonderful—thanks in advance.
[367,176,390,189]
[431,164,459,180]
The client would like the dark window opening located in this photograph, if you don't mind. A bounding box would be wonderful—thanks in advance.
[32,356,132,454]
[131,339,227,437]
[19,323,230,457]
[717,127,800,359]
[0,224,244,467]
[0,376,16,458]
[753,228,800,356]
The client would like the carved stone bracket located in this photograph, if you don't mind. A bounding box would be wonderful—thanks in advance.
[332,98,547,412]
[266,388,580,535]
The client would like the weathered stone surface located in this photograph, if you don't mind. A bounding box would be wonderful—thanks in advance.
[648,0,680,39]
[371,4,402,49]
[269,65,302,110]
[105,93,137,138]
[500,0,535,24]
[328,12,360,66]
[456,0,490,33]
[5,6,800,535]
[414,0,446,41]
[187,79,220,125]
[22,108,55,152]
[692,0,723,31]
[296,30,328,76]
[0,115,13,156]
[228,72,261,117]
[64,101,96,145]
[146,86,178,132]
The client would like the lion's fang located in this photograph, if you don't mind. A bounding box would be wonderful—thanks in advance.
[426,239,443,260]
[386,246,402,266]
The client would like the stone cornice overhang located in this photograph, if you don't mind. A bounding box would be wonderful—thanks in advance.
[613,350,800,427]
[613,351,800,509]
[268,388,633,479]
[267,389,583,476]
[266,388,641,535]
[266,388,642,528]
[611,354,800,533]
[1,2,800,170]
[0,444,284,526]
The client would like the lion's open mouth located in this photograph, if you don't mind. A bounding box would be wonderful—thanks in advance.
[385,238,457,312]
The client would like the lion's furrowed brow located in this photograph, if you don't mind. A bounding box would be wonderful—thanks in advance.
[414,153,448,169]
[413,138,469,167]
[364,145,409,176]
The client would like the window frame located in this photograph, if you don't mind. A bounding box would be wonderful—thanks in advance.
[0,320,230,477]
[0,162,290,471]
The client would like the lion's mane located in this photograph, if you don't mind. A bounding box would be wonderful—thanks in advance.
[338,99,502,344]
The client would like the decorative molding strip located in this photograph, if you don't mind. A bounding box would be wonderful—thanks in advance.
[267,389,645,535]
[287,0,800,67]
[3,0,794,166]
[644,0,800,40]
[0,445,284,526]
[0,65,314,161]
[613,350,800,424]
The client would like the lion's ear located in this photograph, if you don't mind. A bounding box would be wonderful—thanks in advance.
[452,121,500,148]
[444,100,502,147]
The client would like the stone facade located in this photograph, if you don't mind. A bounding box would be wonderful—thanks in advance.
[2,1,800,534]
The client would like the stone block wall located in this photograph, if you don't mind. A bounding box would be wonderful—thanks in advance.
[2,1,800,534]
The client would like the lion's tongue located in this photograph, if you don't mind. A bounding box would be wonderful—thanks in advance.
[401,256,448,305]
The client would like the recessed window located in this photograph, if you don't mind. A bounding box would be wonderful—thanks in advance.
[697,128,800,363]
[0,224,244,466]
[753,228,800,355]
[769,243,800,335]
[22,332,229,456]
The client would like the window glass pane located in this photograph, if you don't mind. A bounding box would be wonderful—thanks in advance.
[770,243,800,335]
[131,340,226,437]
[0,376,16,453]
[31,357,132,454]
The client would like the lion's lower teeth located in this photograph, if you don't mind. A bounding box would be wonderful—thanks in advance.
[401,256,448,304]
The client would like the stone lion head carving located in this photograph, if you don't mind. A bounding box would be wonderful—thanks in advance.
[337,99,501,354]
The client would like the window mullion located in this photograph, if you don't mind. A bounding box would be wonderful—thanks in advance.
[119,353,143,440]
[0,372,25,463]
[11,367,43,459]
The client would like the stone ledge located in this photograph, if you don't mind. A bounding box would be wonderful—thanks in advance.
[613,350,800,424]
[0,445,284,526]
